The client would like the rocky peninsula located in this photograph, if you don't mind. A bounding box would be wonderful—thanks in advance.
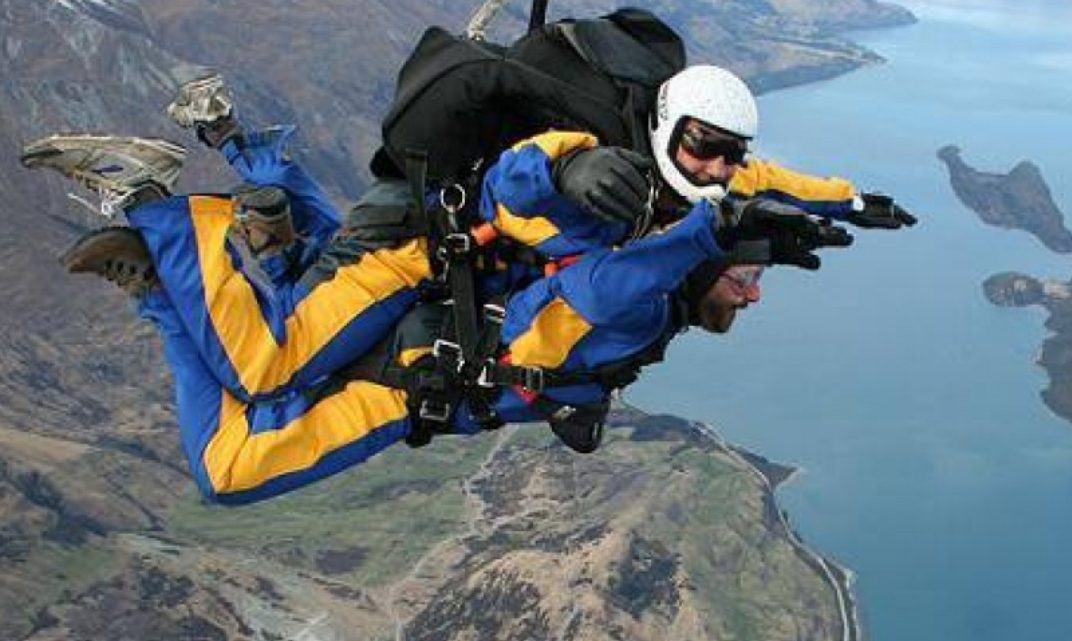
[944,146,1072,427]
[938,145,1072,252]
[981,272,1072,425]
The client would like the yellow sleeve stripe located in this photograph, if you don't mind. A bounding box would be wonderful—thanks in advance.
[203,380,409,493]
[491,131,600,247]
[511,130,599,159]
[508,297,593,369]
[730,159,856,202]
[492,202,561,247]
[190,196,430,395]
[398,346,433,367]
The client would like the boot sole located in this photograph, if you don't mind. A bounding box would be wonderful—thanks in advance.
[59,227,148,274]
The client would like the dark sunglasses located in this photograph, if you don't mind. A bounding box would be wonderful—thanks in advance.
[680,126,748,165]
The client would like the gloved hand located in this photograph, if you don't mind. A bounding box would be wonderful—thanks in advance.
[196,116,242,150]
[552,146,654,226]
[847,192,918,229]
[717,198,854,270]
[222,125,296,185]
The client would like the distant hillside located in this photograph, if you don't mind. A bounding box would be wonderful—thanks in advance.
[4,407,852,641]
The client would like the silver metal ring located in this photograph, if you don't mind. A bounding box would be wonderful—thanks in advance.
[439,184,467,213]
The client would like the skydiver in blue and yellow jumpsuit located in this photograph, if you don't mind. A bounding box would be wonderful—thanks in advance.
[22,65,916,503]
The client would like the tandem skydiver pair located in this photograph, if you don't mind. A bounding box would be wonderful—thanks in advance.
[21,22,916,503]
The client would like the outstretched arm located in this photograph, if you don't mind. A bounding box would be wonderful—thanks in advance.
[549,200,723,328]
[730,158,857,218]
[731,158,917,229]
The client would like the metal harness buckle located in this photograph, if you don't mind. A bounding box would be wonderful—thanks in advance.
[432,339,465,374]
[483,303,506,325]
[441,232,471,257]
[477,361,545,393]
[521,366,545,393]
[550,405,577,421]
[418,398,451,423]
[477,359,498,389]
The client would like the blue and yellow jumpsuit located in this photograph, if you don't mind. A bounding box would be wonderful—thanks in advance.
[139,130,861,503]
[140,198,723,503]
[127,126,431,403]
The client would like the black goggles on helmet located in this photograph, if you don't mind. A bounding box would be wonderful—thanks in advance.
[678,121,749,165]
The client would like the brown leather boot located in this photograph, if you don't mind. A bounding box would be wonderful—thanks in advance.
[60,227,158,297]
[232,185,296,256]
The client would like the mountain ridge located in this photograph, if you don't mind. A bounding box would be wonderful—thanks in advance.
[2,1,908,638]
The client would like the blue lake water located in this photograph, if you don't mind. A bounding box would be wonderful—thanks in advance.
[631,2,1072,639]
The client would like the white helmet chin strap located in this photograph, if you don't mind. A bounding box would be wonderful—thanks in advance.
[649,65,758,205]
[652,140,729,205]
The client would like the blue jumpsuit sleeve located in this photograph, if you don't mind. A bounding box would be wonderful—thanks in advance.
[728,157,859,220]
[552,200,723,326]
[478,131,631,257]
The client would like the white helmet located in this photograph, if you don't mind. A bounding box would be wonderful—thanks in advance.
[650,65,759,204]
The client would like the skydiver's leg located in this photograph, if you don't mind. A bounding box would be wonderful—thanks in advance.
[22,132,430,401]
[218,126,342,262]
[138,287,412,504]
[127,195,430,401]
[167,73,341,266]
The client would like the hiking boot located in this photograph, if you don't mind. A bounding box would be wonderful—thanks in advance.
[60,227,159,297]
[167,73,241,148]
[167,72,234,128]
[20,135,185,218]
[231,185,296,256]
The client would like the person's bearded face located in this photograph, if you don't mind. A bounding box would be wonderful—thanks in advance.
[697,265,762,333]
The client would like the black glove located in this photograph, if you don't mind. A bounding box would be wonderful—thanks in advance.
[717,198,854,270]
[847,192,918,229]
[552,146,654,226]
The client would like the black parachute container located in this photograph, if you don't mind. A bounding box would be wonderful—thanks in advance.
[374,8,686,183]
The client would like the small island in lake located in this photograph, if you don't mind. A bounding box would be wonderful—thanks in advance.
[945,145,1072,428]
[938,145,1072,252]
[981,272,1072,424]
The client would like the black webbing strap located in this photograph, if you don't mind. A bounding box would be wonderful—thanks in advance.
[480,331,673,395]
[437,209,482,367]
[464,303,508,427]
[441,241,481,364]
[372,357,462,448]
[405,149,483,366]
[404,150,433,237]
[528,0,550,33]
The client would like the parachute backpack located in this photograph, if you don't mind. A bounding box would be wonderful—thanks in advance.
[368,4,686,451]
[374,6,685,183]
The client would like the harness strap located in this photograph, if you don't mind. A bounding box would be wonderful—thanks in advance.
[528,0,550,33]
[404,150,433,237]
[483,328,674,395]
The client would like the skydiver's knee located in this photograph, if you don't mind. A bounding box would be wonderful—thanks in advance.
[339,179,429,251]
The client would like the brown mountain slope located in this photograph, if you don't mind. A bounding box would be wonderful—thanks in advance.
[1,0,904,638]
[9,410,850,641]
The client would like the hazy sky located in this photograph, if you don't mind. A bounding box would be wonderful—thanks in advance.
[898,0,1072,36]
